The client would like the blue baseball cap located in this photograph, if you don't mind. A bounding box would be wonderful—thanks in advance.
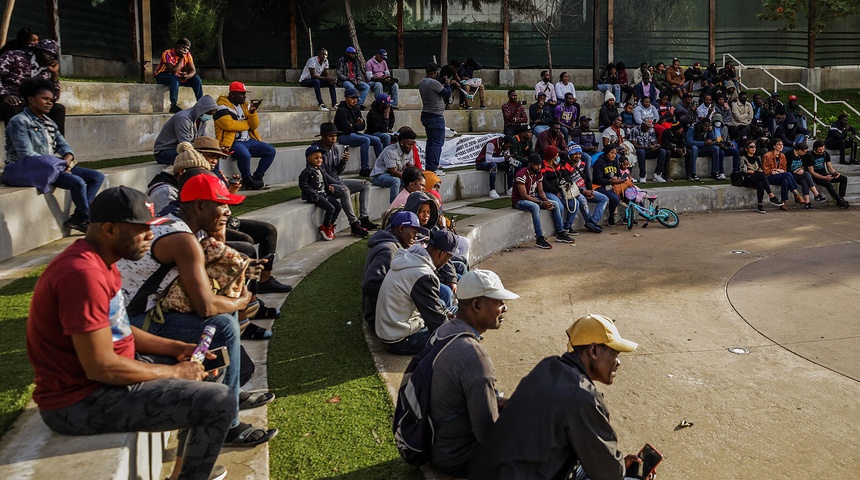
[428,230,459,254]
[346,46,357,53]
[344,87,359,98]
[305,144,326,158]
[377,49,388,59]
[376,94,392,105]
[388,211,429,235]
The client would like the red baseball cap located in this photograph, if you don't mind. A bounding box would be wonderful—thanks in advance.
[229,81,248,93]
[180,174,245,205]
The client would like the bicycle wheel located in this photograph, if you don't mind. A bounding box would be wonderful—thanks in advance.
[626,204,635,230]
[656,208,680,228]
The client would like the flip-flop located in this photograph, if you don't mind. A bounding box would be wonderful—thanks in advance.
[241,323,272,340]
[223,422,278,448]
[239,390,275,410]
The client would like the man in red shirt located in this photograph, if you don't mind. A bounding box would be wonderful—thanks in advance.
[501,90,528,136]
[511,153,572,249]
[154,38,204,113]
[28,186,234,480]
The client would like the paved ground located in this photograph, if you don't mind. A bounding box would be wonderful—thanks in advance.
[377,206,860,479]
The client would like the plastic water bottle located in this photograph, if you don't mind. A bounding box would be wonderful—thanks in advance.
[191,325,216,363]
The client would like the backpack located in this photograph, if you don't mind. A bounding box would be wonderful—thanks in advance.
[392,331,475,466]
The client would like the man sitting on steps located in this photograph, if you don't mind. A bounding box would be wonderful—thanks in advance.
[214,81,276,190]
[28,186,234,480]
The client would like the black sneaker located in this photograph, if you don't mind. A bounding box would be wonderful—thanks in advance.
[841,200,851,209]
[169,103,182,113]
[814,194,827,202]
[584,221,603,233]
[535,236,553,249]
[555,231,575,243]
[251,173,271,190]
[769,196,785,207]
[242,176,265,190]
[63,214,88,233]
[257,277,293,294]
[359,216,379,230]
[806,202,815,210]
[565,227,580,235]
[359,168,372,178]
[607,216,616,226]
[350,222,369,238]
[756,204,766,214]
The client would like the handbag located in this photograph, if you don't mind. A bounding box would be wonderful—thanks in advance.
[730,171,745,187]
[160,237,251,314]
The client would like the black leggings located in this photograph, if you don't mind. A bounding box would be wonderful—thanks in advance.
[313,194,342,226]
[226,219,278,271]
[813,176,848,201]
[791,171,814,196]
[742,172,772,203]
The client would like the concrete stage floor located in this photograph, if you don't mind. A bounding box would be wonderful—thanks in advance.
[377,206,860,479]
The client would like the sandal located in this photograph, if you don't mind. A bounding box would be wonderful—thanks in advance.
[239,390,275,410]
[241,322,272,340]
[255,299,281,319]
[223,422,278,448]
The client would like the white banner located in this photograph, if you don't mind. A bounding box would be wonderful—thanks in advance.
[416,133,504,168]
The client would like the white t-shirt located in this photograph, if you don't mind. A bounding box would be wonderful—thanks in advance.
[300,56,329,82]
[555,81,577,102]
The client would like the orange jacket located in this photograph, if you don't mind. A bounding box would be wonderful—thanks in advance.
[762,150,786,175]
[213,95,262,149]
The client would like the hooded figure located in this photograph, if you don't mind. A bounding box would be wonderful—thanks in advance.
[403,191,440,230]
[153,95,218,164]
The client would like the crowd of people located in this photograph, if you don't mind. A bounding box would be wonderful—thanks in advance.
[2,29,859,478]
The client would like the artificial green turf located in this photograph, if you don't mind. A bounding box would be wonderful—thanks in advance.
[471,198,513,209]
[0,267,44,435]
[266,242,422,479]
[230,186,302,216]
[84,154,155,170]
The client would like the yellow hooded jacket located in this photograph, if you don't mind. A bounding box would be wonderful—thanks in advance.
[214,95,262,149]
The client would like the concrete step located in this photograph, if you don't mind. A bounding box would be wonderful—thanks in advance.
[60,82,606,115]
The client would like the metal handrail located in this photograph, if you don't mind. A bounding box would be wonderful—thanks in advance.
[722,53,860,139]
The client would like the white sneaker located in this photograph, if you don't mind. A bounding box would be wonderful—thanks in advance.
[489,189,500,199]
[436,168,446,176]
[653,174,667,183]
[639,177,647,183]
[318,104,329,111]
[716,173,727,180]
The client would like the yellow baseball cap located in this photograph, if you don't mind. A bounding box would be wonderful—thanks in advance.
[566,314,638,353]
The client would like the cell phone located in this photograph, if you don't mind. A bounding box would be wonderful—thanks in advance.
[251,99,262,106]
[639,443,664,478]
[202,346,230,373]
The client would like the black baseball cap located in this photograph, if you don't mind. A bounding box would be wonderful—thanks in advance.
[90,187,171,225]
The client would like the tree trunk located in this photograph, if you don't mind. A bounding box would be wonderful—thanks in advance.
[290,0,298,69]
[217,13,227,80]
[0,0,14,46]
[344,0,365,66]
[545,35,552,79]
[502,0,510,70]
[807,0,817,69]
[397,0,404,68]
[440,1,448,66]
[592,0,600,87]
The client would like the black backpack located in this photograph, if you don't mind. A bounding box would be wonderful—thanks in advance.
[392,331,475,466]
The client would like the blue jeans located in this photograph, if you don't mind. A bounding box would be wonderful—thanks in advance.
[476,160,512,192]
[341,80,371,105]
[544,192,586,230]
[155,72,203,106]
[369,131,392,148]
[595,186,621,219]
[372,172,402,203]
[439,284,454,309]
[54,166,105,220]
[533,125,549,135]
[230,139,276,179]
[300,78,337,106]
[421,112,446,172]
[635,148,668,178]
[130,311,242,428]
[339,133,383,170]
[768,172,800,199]
[387,327,432,356]
[690,144,724,174]
[369,81,400,107]
[515,199,563,238]
[597,83,622,101]
[585,190,610,223]
[154,149,179,165]
[722,144,740,172]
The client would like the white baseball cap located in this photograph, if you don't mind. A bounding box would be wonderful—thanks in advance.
[457,269,519,301]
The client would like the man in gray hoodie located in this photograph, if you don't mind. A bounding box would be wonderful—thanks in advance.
[375,230,458,355]
[362,211,428,326]
[153,95,218,165]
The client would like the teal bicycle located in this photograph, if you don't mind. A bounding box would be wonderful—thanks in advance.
[623,187,680,230]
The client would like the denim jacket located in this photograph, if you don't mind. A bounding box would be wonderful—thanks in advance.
[4,107,72,164]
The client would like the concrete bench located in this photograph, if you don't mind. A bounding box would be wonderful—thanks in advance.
[0,407,167,480]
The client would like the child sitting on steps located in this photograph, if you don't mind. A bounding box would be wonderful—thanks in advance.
[300,144,342,241]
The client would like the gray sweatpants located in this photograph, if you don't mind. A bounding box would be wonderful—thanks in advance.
[40,374,235,480]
